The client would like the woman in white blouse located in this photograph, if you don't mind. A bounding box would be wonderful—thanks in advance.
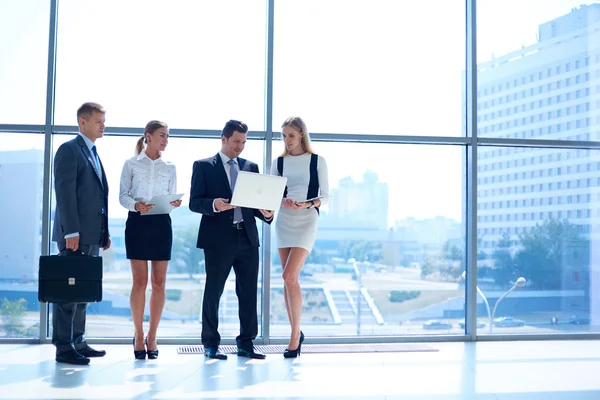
[119,120,181,360]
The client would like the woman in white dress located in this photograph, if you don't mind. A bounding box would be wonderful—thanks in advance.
[271,116,329,357]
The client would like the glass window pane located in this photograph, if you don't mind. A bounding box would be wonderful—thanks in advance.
[54,1,267,130]
[50,134,265,338]
[477,1,599,141]
[0,133,44,338]
[270,142,466,336]
[477,146,600,334]
[274,0,466,135]
[0,1,50,124]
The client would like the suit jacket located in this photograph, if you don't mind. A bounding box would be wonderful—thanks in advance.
[190,153,271,249]
[52,135,110,247]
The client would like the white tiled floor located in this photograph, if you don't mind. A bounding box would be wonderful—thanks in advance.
[0,341,599,399]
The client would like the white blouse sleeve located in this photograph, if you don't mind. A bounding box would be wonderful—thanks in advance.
[317,155,329,207]
[168,164,177,194]
[119,160,137,212]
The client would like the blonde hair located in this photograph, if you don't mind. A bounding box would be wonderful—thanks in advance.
[135,120,168,155]
[280,116,314,157]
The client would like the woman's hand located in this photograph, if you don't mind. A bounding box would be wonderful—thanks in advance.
[291,201,311,210]
[170,199,182,208]
[283,198,295,208]
[135,200,154,214]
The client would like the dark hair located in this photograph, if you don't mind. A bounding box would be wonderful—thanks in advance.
[135,120,168,155]
[76,102,105,122]
[221,119,248,139]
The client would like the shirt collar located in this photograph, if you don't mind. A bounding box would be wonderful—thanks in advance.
[78,133,95,152]
[137,149,164,163]
[219,151,236,165]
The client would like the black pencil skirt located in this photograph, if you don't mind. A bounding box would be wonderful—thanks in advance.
[125,211,173,261]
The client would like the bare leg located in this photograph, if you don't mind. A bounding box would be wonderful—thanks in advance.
[282,247,309,350]
[130,260,149,351]
[277,248,292,329]
[147,260,168,350]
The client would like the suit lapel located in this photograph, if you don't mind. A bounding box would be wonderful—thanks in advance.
[238,158,250,172]
[76,135,103,187]
[214,153,232,195]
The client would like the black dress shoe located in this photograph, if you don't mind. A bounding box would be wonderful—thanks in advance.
[56,349,90,365]
[237,347,266,359]
[133,338,146,360]
[78,346,106,358]
[145,337,158,360]
[204,347,228,360]
[283,331,304,359]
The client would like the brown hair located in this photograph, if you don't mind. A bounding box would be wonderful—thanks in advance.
[280,116,314,157]
[221,119,248,139]
[135,120,168,155]
[76,102,105,123]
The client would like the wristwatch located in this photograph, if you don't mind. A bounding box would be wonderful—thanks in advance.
[309,200,315,208]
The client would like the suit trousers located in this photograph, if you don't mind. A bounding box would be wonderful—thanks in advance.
[201,227,259,350]
[52,243,100,355]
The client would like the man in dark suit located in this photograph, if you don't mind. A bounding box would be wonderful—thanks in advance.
[190,120,274,360]
[52,102,111,365]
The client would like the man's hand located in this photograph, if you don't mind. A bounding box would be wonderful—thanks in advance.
[103,237,111,251]
[135,201,155,214]
[259,209,274,219]
[170,199,182,208]
[66,236,79,251]
[215,198,235,212]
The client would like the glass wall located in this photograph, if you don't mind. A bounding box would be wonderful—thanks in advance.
[1,0,599,343]
[54,0,267,130]
[477,0,600,142]
[0,0,50,124]
[477,146,600,334]
[269,142,466,337]
[476,0,600,334]
[273,0,466,136]
[0,133,45,338]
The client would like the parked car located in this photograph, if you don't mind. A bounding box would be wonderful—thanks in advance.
[458,320,486,329]
[422,320,453,330]
[569,315,590,325]
[493,317,525,327]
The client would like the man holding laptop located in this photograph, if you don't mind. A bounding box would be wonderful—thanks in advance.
[190,120,274,360]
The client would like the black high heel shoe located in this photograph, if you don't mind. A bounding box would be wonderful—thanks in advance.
[283,331,304,358]
[133,337,146,360]
[145,337,159,360]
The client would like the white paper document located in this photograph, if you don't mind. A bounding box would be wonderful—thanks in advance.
[295,196,323,203]
[143,193,184,215]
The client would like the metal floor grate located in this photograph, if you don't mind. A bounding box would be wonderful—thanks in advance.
[177,343,437,354]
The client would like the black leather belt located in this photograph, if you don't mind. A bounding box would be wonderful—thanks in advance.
[233,221,244,230]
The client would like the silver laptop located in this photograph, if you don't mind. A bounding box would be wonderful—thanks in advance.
[230,171,287,211]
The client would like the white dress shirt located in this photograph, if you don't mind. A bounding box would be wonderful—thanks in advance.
[213,151,239,216]
[119,150,177,212]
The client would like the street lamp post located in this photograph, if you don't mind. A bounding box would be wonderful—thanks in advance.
[490,277,527,326]
[462,271,526,333]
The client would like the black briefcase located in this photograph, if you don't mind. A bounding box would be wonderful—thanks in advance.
[38,254,103,303]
